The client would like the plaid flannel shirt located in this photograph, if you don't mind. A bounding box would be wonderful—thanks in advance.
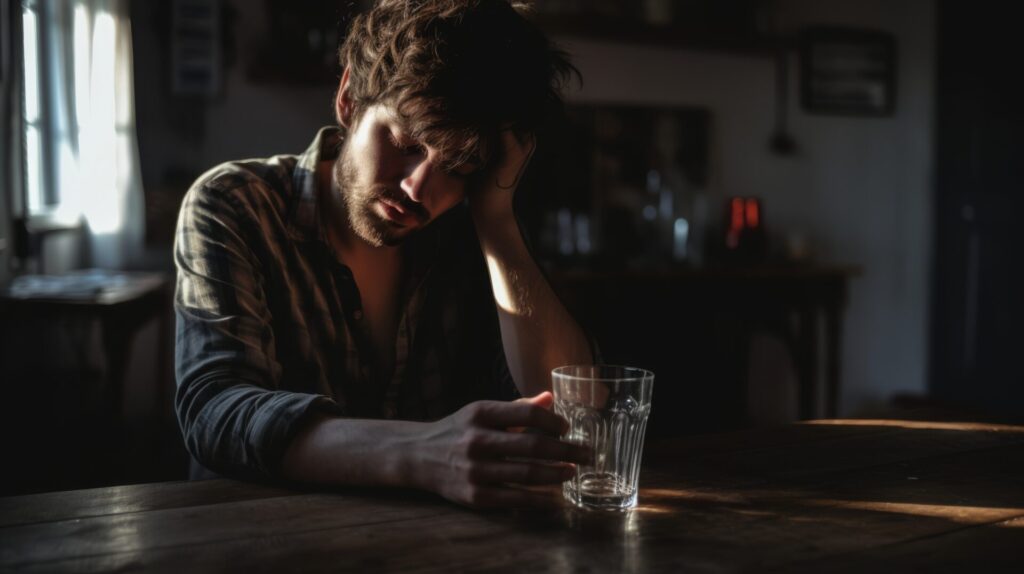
[174,127,519,480]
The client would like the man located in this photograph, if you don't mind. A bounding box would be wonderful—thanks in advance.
[174,0,595,509]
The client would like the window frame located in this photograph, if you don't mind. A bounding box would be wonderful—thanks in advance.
[20,0,83,229]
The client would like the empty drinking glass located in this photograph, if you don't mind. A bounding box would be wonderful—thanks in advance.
[553,365,654,511]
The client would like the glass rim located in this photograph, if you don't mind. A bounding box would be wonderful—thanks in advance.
[551,364,655,383]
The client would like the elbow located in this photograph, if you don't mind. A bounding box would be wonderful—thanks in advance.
[173,371,257,478]
[174,378,221,473]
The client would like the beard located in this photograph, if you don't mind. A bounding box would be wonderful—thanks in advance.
[332,145,428,248]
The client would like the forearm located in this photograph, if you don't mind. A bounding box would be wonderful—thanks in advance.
[288,396,590,509]
[177,367,428,489]
[281,414,429,489]
[472,206,593,396]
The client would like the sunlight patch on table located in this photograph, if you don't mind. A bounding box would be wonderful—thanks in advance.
[803,419,1024,433]
[798,498,1024,524]
[643,488,747,504]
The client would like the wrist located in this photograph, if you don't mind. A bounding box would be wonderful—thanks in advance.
[282,416,432,489]
[391,420,432,490]
[471,202,519,244]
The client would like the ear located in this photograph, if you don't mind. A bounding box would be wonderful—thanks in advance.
[335,67,354,128]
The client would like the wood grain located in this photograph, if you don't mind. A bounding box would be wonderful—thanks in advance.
[2,420,1021,573]
[0,480,290,528]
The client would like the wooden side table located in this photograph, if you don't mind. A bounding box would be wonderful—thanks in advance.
[548,265,859,430]
[0,271,173,422]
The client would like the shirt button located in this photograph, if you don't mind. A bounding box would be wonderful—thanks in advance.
[353,310,363,320]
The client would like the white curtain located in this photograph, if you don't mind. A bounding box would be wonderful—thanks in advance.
[47,0,144,268]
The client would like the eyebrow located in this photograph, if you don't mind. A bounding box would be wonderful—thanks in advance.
[380,107,486,172]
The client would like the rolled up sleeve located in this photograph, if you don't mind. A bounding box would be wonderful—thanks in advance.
[173,176,336,480]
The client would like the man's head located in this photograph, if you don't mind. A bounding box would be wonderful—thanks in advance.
[331,0,577,247]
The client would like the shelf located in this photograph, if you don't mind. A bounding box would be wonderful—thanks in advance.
[535,14,793,57]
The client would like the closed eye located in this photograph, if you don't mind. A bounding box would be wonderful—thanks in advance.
[389,131,424,157]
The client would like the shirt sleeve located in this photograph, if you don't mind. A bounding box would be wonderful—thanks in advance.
[173,174,339,481]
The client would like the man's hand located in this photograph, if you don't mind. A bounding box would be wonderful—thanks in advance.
[413,391,588,509]
[281,392,588,510]
[469,129,536,219]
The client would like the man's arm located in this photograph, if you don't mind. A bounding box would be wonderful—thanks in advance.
[470,131,594,397]
[282,391,590,508]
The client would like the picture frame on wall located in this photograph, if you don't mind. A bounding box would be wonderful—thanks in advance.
[171,0,221,96]
[245,0,355,85]
[800,27,896,116]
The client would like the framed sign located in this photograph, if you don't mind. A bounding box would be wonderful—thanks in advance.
[171,0,221,96]
[800,27,896,116]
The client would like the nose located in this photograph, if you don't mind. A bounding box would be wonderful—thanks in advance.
[400,157,435,204]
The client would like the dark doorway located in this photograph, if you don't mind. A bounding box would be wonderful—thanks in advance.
[931,1,1024,418]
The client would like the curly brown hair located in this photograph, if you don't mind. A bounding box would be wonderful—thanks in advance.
[338,0,578,172]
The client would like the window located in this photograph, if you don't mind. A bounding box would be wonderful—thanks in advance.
[22,0,77,224]
[21,0,45,214]
[21,0,138,230]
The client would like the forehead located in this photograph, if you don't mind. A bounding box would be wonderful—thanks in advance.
[358,103,484,171]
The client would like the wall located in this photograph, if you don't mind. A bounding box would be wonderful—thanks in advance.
[559,0,935,415]
[132,0,336,204]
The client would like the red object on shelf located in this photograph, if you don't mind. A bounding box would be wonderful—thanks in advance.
[722,196,767,263]
[745,198,760,228]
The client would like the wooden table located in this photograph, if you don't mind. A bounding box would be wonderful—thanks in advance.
[2,418,1022,572]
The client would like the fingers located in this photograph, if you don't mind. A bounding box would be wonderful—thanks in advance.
[514,390,554,410]
[497,125,536,149]
[494,130,536,190]
[467,400,567,436]
[436,399,594,510]
[468,428,591,465]
[509,392,554,431]
[506,130,536,159]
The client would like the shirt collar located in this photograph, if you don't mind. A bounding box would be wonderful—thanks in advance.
[287,126,344,243]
